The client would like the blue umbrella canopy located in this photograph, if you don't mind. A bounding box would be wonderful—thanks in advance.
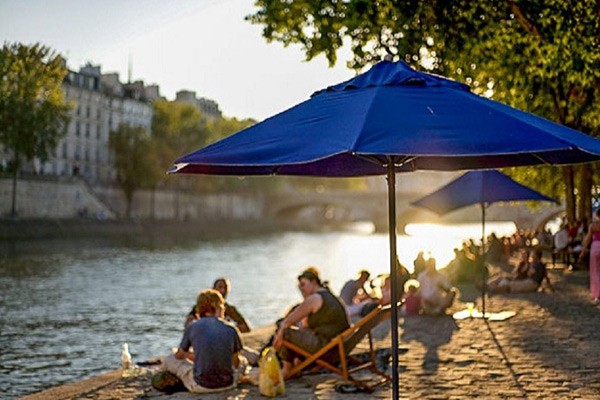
[171,60,600,400]
[173,61,600,176]
[411,170,558,215]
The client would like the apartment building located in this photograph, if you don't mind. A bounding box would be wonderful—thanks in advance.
[39,64,159,183]
[175,89,222,120]
[3,61,223,185]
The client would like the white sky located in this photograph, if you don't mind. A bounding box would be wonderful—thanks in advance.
[0,0,355,121]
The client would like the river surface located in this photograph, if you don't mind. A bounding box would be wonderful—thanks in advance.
[0,222,516,398]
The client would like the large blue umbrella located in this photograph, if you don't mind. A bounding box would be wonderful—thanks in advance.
[411,169,559,313]
[172,60,600,399]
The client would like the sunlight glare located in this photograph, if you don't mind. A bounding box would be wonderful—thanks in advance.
[403,222,516,269]
[331,222,517,285]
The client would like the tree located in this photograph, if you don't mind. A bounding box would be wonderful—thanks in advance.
[0,42,71,217]
[151,100,209,178]
[248,1,600,221]
[198,116,272,192]
[109,124,154,218]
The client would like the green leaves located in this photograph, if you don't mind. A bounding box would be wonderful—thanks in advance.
[0,42,71,163]
[109,124,154,217]
[248,1,600,216]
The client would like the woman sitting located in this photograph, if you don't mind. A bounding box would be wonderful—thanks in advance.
[417,257,457,315]
[272,267,350,379]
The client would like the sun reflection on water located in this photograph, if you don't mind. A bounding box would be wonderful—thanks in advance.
[328,221,516,284]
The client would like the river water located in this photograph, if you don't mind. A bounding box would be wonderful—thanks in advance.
[0,222,516,398]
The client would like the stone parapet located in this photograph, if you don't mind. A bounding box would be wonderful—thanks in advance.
[0,177,265,221]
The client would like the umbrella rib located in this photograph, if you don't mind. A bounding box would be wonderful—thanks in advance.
[391,156,417,169]
[355,154,386,167]
[360,154,416,169]
[531,152,553,165]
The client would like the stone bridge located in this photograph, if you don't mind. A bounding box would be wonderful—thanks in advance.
[264,172,563,232]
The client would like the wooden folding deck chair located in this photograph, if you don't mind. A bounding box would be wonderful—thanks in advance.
[281,303,396,392]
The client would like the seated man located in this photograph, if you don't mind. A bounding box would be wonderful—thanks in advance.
[495,249,553,293]
[339,270,373,317]
[185,277,251,333]
[164,289,247,393]
[358,274,392,318]
[417,257,457,315]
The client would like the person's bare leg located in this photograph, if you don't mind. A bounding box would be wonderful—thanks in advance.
[281,360,293,379]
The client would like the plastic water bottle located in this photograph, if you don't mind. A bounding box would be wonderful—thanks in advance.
[121,343,133,369]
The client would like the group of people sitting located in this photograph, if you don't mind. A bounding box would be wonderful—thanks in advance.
[339,256,458,319]
[164,247,552,394]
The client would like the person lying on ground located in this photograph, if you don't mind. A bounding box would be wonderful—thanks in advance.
[164,289,247,393]
[487,249,530,292]
[185,277,251,333]
[417,257,458,316]
[272,267,350,379]
[492,248,553,293]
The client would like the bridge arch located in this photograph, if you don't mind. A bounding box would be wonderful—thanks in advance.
[272,201,353,222]
[532,208,565,232]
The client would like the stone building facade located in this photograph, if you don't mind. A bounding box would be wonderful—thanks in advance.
[37,64,159,183]
[2,60,223,187]
[175,89,222,120]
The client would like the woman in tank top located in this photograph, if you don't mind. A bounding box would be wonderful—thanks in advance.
[272,267,350,379]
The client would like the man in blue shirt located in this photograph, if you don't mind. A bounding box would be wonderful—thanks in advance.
[164,289,246,393]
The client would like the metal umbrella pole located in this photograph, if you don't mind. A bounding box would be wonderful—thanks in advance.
[481,203,487,317]
[386,160,400,400]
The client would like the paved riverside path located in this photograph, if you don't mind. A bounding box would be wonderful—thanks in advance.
[22,265,600,399]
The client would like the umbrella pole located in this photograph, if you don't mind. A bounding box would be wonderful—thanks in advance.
[481,203,486,316]
[387,162,400,400]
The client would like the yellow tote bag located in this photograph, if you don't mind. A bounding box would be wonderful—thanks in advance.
[258,346,285,397]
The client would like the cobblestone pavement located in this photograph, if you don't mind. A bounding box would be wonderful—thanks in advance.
[22,266,600,399]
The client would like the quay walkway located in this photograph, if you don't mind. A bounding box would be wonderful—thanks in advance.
[22,263,600,399]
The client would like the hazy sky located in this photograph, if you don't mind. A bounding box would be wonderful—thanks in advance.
[0,0,355,120]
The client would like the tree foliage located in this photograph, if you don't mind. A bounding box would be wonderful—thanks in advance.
[0,42,71,216]
[109,124,153,218]
[152,100,209,165]
[149,99,209,204]
[197,116,276,192]
[0,42,71,165]
[248,1,600,219]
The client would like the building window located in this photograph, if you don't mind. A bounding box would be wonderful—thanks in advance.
[86,123,90,138]
[76,122,80,137]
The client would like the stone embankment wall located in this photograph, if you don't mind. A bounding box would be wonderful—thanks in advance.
[0,177,111,218]
[0,177,265,221]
